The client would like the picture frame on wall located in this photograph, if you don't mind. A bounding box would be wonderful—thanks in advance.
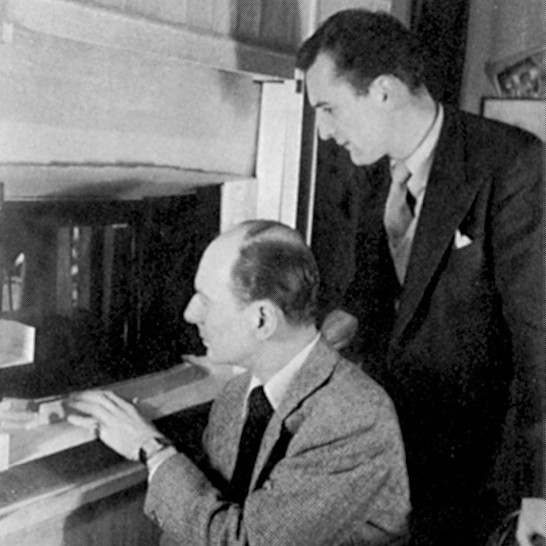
[482,98,544,141]
[485,49,544,99]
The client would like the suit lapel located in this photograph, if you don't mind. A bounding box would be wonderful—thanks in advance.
[249,339,338,491]
[389,107,484,350]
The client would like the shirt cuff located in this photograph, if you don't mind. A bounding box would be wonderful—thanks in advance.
[147,446,177,482]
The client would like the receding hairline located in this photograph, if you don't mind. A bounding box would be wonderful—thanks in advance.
[209,221,310,298]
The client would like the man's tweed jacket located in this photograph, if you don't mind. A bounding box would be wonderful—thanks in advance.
[144,338,410,545]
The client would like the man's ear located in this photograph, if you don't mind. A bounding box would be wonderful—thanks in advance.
[369,75,398,108]
[251,300,278,339]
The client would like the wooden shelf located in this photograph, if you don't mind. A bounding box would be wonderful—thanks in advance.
[1,357,237,470]
[0,162,255,200]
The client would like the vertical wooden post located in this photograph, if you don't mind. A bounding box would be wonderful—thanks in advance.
[55,227,72,316]
[254,79,305,228]
[0,432,9,471]
[0,182,4,312]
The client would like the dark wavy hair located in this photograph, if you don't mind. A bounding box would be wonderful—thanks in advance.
[296,9,427,94]
[231,220,320,326]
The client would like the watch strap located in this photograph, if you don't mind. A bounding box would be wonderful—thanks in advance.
[138,436,174,465]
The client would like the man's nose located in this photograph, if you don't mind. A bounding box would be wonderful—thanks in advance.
[316,113,335,141]
[183,295,200,324]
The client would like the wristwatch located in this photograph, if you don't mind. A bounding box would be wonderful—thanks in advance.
[138,436,174,465]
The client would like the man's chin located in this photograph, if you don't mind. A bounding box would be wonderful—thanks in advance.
[348,149,373,166]
[204,348,230,367]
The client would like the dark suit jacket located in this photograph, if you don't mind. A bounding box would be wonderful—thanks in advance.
[145,339,410,546]
[339,106,544,542]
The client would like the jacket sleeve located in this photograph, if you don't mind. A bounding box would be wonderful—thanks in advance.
[489,135,545,505]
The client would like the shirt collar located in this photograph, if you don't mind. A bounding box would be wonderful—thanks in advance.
[405,103,444,180]
[407,103,443,172]
[391,103,444,196]
[248,333,321,411]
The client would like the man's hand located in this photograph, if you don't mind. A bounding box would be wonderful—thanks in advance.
[66,390,161,461]
[321,309,359,350]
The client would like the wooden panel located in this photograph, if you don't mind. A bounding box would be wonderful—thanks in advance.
[5,0,296,76]
[0,442,154,541]
[211,0,235,35]
[233,0,262,43]
[260,0,303,51]
[186,0,215,30]
[68,0,188,26]
[77,0,300,49]
[0,25,261,175]
[155,0,188,24]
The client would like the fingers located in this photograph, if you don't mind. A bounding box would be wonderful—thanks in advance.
[65,390,161,461]
[66,413,100,434]
[70,389,123,407]
[102,390,137,411]
[67,390,155,432]
[67,390,138,425]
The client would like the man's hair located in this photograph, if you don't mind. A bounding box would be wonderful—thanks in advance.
[230,220,320,326]
[296,9,426,94]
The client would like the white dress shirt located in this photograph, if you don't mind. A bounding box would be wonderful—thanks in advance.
[246,333,321,413]
[392,103,444,250]
[388,104,444,284]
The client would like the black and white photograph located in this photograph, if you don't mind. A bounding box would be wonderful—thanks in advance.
[0,1,543,545]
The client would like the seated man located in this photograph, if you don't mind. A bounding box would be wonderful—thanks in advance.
[68,220,410,546]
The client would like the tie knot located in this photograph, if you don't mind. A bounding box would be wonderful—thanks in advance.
[391,161,411,187]
[247,386,273,423]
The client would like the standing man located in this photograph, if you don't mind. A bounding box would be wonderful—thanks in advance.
[296,9,544,546]
[68,220,410,546]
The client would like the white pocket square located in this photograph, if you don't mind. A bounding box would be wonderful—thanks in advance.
[454,230,473,249]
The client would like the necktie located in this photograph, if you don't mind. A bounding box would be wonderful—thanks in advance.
[230,386,273,503]
[384,161,414,245]
[384,162,415,283]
